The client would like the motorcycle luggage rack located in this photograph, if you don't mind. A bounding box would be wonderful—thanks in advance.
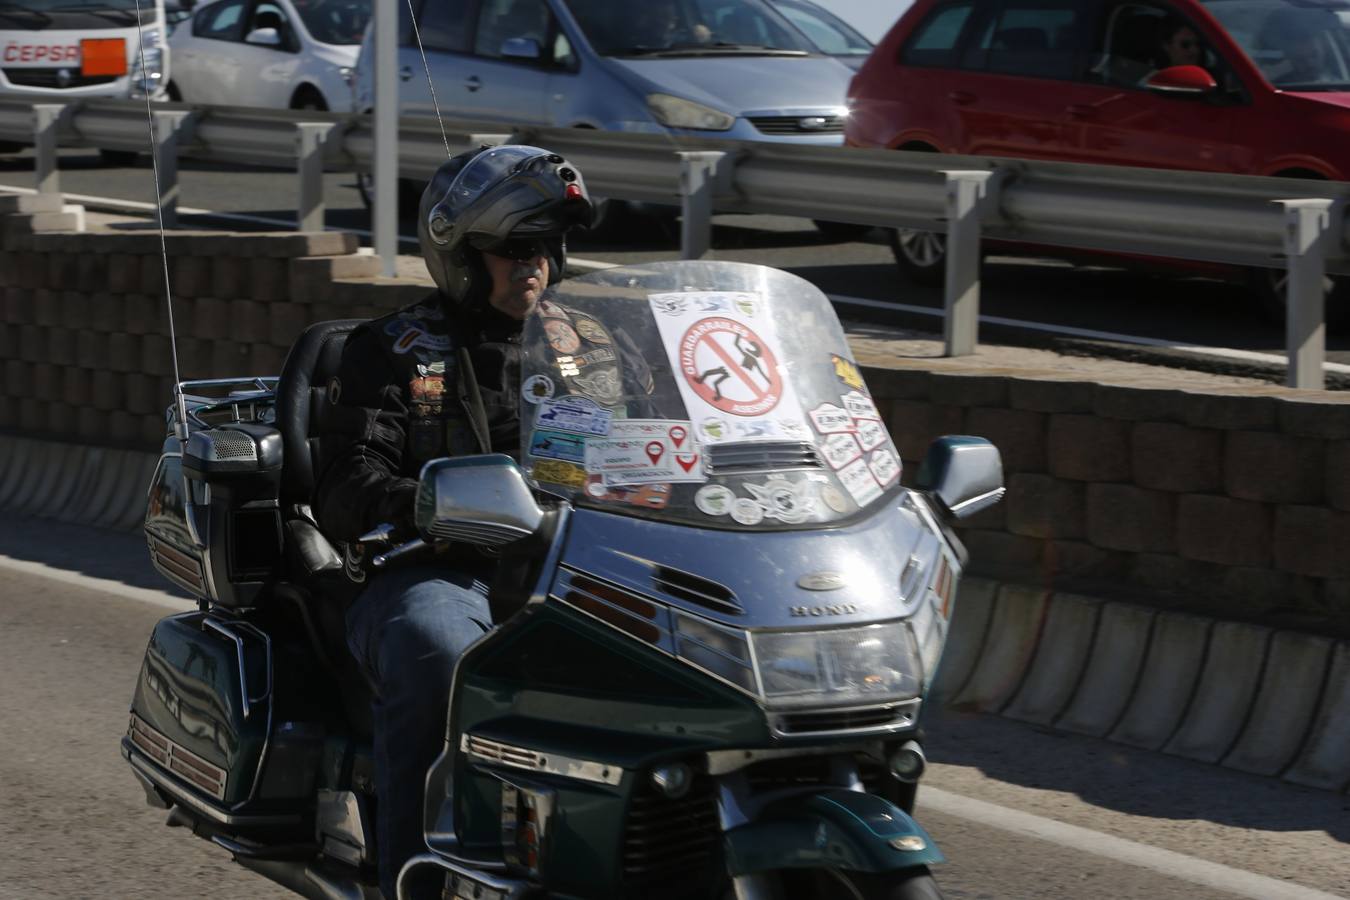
[171,376,280,432]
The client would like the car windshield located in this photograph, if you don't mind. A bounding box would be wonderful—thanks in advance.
[291,0,368,44]
[773,0,871,55]
[1203,0,1350,90]
[520,261,905,531]
[561,0,815,55]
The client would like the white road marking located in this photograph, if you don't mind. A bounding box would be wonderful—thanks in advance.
[921,786,1344,900]
[5,182,1337,374]
[0,552,191,611]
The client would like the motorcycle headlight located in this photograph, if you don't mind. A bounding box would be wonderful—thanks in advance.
[752,622,923,711]
[647,93,735,131]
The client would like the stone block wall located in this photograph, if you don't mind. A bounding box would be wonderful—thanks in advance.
[868,367,1350,637]
[0,219,428,448]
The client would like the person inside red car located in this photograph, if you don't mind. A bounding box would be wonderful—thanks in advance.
[1156,18,1203,69]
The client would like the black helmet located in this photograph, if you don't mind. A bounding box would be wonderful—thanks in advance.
[418,144,594,309]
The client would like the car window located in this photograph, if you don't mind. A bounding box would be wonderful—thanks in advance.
[1083,3,1244,95]
[900,2,975,67]
[972,0,1086,79]
[563,0,813,55]
[775,0,870,55]
[554,28,577,67]
[1202,0,1350,90]
[291,0,370,45]
[193,0,248,39]
[474,0,550,58]
[418,0,474,52]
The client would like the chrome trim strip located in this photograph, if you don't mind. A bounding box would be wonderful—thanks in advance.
[705,741,884,776]
[461,733,623,786]
[121,739,300,827]
[396,852,531,900]
[767,697,923,739]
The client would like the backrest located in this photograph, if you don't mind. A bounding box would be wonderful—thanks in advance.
[275,319,364,506]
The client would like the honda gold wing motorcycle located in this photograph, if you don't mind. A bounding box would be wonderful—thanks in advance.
[123,260,1003,900]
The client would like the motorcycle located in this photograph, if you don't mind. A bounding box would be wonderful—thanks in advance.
[122,260,1004,900]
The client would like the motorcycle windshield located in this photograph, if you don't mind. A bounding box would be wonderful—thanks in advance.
[519,261,903,529]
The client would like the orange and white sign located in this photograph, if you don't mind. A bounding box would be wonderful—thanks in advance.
[0,36,127,75]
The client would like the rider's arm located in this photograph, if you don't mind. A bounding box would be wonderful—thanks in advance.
[311,328,420,542]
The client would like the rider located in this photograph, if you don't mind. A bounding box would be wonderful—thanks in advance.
[311,144,592,899]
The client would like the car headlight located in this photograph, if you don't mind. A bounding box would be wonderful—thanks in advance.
[752,621,922,711]
[647,93,735,131]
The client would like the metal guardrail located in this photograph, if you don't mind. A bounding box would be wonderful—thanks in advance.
[1,98,1346,388]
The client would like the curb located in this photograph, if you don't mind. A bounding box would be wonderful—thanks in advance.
[0,434,157,532]
[1053,601,1156,738]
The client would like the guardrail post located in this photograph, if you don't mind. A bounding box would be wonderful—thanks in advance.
[296,122,336,232]
[151,110,191,229]
[678,151,728,260]
[1277,198,1334,390]
[942,170,996,357]
[32,104,63,195]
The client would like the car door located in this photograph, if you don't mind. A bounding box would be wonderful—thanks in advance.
[230,0,304,107]
[397,0,475,118]
[177,0,249,104]
[1058,1,1239,172]
[446,0,553,124]
[943,0,1094,160]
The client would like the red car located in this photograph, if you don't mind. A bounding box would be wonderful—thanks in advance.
[845,0,1350,323]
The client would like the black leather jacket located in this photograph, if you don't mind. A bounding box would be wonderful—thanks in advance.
[312,292,522,544]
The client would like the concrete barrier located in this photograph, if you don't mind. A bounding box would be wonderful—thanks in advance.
[1283,642,1350,792]
[1222,632,1336,777]
[1053,602,1157,737]
[1164,622,1273,764]
[0,434,156,531]
[1109,611,1211,750]
[928,577,997,703]
[949,584,1048,712]
[1003,592,1101,725]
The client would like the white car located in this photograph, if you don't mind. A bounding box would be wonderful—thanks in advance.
[168,0,369,111]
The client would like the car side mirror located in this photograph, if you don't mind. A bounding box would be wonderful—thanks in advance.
[244,26,283,47]
[915,436,1005,520]
[501,37,542,60]
[415,454,545,546]
[1144,64,1217,96]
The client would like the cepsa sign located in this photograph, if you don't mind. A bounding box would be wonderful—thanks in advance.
[3,42,81,65]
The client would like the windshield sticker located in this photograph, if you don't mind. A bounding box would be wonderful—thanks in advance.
[585,438,707,486]
[809,403,855,434]
[821,433,863,470]
[529,429,587,465]
[841,390,880,421]
[744,476,817,524]
[586,477,672,509]
[837,457,883,507]
[531,459,587,489]
[856,417,888,451]
[535,396,612,435]
[695,484,736,516]
[609,418,695,451]
[868,448,902,488]
[731,498,765,526]
[522,374,555,404]
[832,355,865,391]
[648,293,813,440]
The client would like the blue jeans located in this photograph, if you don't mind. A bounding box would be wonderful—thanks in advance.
[346,564,493,900]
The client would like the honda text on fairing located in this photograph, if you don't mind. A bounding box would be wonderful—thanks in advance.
[122,259,1003,900]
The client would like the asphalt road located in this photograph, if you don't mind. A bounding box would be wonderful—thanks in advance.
[1,515,1346,900]
[3,148,1349,380]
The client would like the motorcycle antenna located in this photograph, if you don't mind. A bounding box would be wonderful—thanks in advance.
[130,0,189,442]
[404,0,452,158]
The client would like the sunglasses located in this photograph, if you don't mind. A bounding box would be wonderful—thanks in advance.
[471,236,550,262]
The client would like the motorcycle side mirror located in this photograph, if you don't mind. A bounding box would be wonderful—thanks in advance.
[915,436,1005,520]
[415,454,545,546]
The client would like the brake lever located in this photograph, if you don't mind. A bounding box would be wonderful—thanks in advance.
[373,538,428,569]
[358,523,397,544]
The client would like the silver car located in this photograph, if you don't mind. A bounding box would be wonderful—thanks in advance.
[353,0,853,145]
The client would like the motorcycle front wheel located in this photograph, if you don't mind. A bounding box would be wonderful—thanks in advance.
[755,865,942,900]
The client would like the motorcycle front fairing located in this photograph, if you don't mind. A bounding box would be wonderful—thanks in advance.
[419,262,964,898]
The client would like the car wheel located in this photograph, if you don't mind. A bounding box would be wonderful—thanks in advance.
[291,88,328,112]
[1249,267,1350,331]
[813,219,872,241]
[889,227,947,286]
[99,149,140,166]
[166,81,182,102]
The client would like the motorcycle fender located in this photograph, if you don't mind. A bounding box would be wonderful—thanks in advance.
[723,789,944,876]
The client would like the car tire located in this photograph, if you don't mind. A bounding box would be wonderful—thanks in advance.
[888,227,948,286]
[0,140,25,155]
[291,87,328,112]
[99,149,140,166]
[1248,267,1350,332]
